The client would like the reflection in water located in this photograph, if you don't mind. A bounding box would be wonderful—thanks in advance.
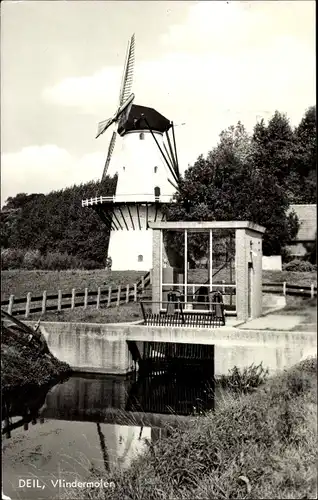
[2,355,216,499]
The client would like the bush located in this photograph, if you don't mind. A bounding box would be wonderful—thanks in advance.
[22,249,41,269]
[1,248,102,271]
[219,362,269,394]
[283,259,316,272]
[1,248,25,270]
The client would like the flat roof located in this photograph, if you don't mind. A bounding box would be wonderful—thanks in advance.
[148,221,266,233]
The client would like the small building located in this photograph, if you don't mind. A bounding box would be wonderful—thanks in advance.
[287,204,316,258]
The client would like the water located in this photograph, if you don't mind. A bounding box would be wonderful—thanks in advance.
[2,358,216,500]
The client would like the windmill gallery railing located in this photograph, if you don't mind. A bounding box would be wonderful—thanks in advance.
[82,194,174,207]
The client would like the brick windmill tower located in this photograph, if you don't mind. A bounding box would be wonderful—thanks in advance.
[82,34,181,271]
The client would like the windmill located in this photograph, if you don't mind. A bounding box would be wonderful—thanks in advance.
[97,34,136,180]
[82,34,182,271]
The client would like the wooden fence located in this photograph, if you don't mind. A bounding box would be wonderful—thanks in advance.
[1,276,316,319]
[262,282,317,297]
[1,272,151,318]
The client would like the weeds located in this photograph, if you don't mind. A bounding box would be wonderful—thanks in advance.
[60,358,317,500]
[219,362,269,393]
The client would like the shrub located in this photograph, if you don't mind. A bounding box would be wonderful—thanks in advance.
[1,248,25,270]
[283,259,315,272]
[22,249,41,269]
[39,251,102,270]
[219,362,269,394]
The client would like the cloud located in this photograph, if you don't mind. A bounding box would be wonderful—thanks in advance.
[42,1,314,122]
[37,1,316,177]
[1,145,106,204]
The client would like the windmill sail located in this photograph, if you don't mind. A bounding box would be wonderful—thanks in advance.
[118,34,135,106]
[97,34,136,179]
[102,130,117,180]
[96,116,115,139]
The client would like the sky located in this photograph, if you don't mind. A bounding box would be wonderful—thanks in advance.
[1,0,315,204]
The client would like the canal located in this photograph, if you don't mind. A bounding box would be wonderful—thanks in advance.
[2,355,218,500]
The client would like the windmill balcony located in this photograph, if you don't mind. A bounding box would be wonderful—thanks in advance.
[81,194,174,207]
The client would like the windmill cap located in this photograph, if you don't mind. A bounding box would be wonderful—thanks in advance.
[118,104,172,136]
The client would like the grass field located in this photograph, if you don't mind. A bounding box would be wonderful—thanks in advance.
[1,270,146,301]
[60,358,317,500]
[1,269,316,301]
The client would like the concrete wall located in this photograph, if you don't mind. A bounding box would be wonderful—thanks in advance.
[38,322,134,375]
[30,321,317,378]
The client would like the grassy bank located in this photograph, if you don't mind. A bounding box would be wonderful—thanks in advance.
[1,269,316,302]
[1,270,146,301]
[1,328,71,393]
[61,358,317,500]
[39,302,143,324]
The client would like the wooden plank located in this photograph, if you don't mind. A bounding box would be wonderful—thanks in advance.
[96,287,101,309]
[57,290,62,312]
[7,295,14,315]
[25,292,31,319]
[116,285,121,307]
[107,286,112,307]
[41,291,47,315]
[84,288,88,309]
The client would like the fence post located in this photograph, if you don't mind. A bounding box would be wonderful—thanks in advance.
[96,287,101,309]
[84,288,88,309]
[7,295,14,315]
[107,286,112,307]
[126,284,130,303]
[25,292,31,319]
[41,291,47,315]
[141,276,145,294]
[134,283,137,302]
[222,280,225,295]
[117,285,121,307]
[283,282,286,296]
[57,290,62,312]
[311,283,314,299]
[71,288,76,309]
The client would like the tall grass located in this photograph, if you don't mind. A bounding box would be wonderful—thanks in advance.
[1,248,102,271]
[60,358,317,500]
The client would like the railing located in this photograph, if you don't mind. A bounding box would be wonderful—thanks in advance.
[1,272,151,318]
[263,282,317,297]
[82,194,173,206]
[1,277,316,318]
[140,300,225,328]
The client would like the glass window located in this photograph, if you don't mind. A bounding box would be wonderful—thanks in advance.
[138,255,143,262]
[139,132,144,140]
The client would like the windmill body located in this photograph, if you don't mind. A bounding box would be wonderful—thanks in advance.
[82,35,180,271]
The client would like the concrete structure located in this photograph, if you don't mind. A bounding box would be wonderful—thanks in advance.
[287,204,316,257]
[149,221,266,322]
[31,321,317,378]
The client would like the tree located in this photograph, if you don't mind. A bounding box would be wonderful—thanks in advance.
[289,106,316,203]
[165,118,299,258]
[1,175,118,264]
